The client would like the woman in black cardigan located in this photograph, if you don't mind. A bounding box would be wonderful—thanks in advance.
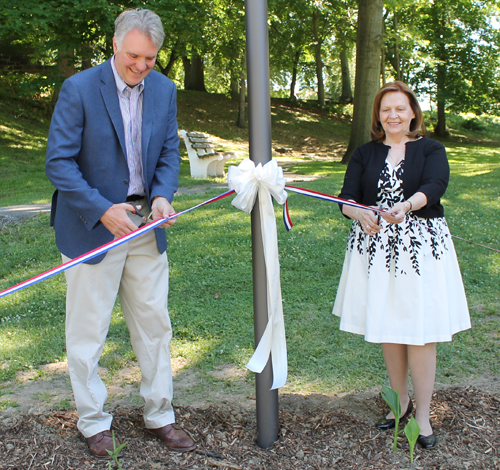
[332,82,470,449]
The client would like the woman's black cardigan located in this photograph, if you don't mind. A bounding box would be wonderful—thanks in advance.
[339,137,450,219]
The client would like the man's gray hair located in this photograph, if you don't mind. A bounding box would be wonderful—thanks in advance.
[114,9,165,51]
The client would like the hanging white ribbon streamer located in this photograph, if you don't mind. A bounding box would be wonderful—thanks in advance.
[228,159,288,389]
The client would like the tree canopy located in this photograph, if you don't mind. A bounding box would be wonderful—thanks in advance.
[1,0,499,144]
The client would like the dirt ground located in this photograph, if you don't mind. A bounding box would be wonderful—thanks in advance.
[0,361,499,470]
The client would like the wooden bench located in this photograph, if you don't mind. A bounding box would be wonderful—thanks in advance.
[179,130,237,178]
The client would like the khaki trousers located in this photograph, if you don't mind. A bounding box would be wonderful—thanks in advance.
[63,203,175,437]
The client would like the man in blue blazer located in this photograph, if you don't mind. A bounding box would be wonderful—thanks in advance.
[46,9,196,459]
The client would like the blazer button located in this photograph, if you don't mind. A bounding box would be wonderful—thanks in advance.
[124,179,129,185]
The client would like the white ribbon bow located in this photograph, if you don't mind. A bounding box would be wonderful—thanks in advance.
[228,159,288,389]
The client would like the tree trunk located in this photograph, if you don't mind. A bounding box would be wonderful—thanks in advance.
[157,48,178,78]
[435,99,447,136]
[57,48,75,78]
[393,9,401,80]
[105,35,113,59]
[342,0,384,164]
[230,47,240,100]
[381,42,386,85]
[433,8,449,137]
[312,11,325,106]
[81,43,92,70]
[182,56,191,89]
[381,11,387,85]
[230,76,239,100]
[434,63,449,136]
[339,48,353,103]
[236,70,246,128]
[182,53,207,91]
[290,49,301,101]
[51,48,75,104]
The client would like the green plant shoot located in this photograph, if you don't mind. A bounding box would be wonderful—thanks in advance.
[404,416,421,463]
[381,385,402,452]
[106,431,127,470]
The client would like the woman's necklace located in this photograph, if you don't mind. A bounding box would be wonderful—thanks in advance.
[387,146,406,168]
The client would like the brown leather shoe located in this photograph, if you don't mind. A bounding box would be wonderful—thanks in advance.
[86,430,121,460]
[148,424,197,452]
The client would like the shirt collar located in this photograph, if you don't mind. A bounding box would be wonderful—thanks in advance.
[111,56,144,96]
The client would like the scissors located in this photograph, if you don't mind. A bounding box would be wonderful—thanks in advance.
[128,203,154,227]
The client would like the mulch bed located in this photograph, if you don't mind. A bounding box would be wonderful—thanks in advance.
[0,386,498,469]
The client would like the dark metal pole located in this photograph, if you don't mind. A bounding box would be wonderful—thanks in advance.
[244,0,279,449]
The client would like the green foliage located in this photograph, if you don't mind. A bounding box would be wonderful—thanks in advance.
[0,0,119,85]
[425,111,500,143]
[408,0,500,114]
[380,385,402,452]
[1,0,499,114]
[404,416,421,463]
[381,386,421,460]
[106,431,126,470]
[269,0,356,100]
[2,72,57,102]
[461,118,486,132]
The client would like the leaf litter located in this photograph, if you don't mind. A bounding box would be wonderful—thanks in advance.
[0,385,498,469]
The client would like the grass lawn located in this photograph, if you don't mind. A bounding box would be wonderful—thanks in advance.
[0,89,499,398]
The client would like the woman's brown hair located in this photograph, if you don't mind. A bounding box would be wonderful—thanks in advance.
[370,81,426,142]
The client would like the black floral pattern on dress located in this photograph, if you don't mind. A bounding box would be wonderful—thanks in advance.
[346,159,450,276]
[420,217,450,259]
[404,219,423,274]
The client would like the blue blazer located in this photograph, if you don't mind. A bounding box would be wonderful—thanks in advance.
[46,59,181,264]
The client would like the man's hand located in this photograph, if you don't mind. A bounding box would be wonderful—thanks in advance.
[151,197,177,229]
[100,203,140,237]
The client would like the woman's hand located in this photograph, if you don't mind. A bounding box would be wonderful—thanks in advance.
[357,207,382,236]
[343,202,381,236]
[381,201,409,224]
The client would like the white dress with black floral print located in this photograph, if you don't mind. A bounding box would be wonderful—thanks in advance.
[332,159,471,345]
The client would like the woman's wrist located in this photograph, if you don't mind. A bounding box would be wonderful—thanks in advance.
[405,200,413,213]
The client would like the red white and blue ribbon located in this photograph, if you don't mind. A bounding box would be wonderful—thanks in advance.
[0,189,235,299]
[283,200,293,231]
[283,185,500,253]
[2,181,498,302]
[2,159,498,393]
[283,185,385,231]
